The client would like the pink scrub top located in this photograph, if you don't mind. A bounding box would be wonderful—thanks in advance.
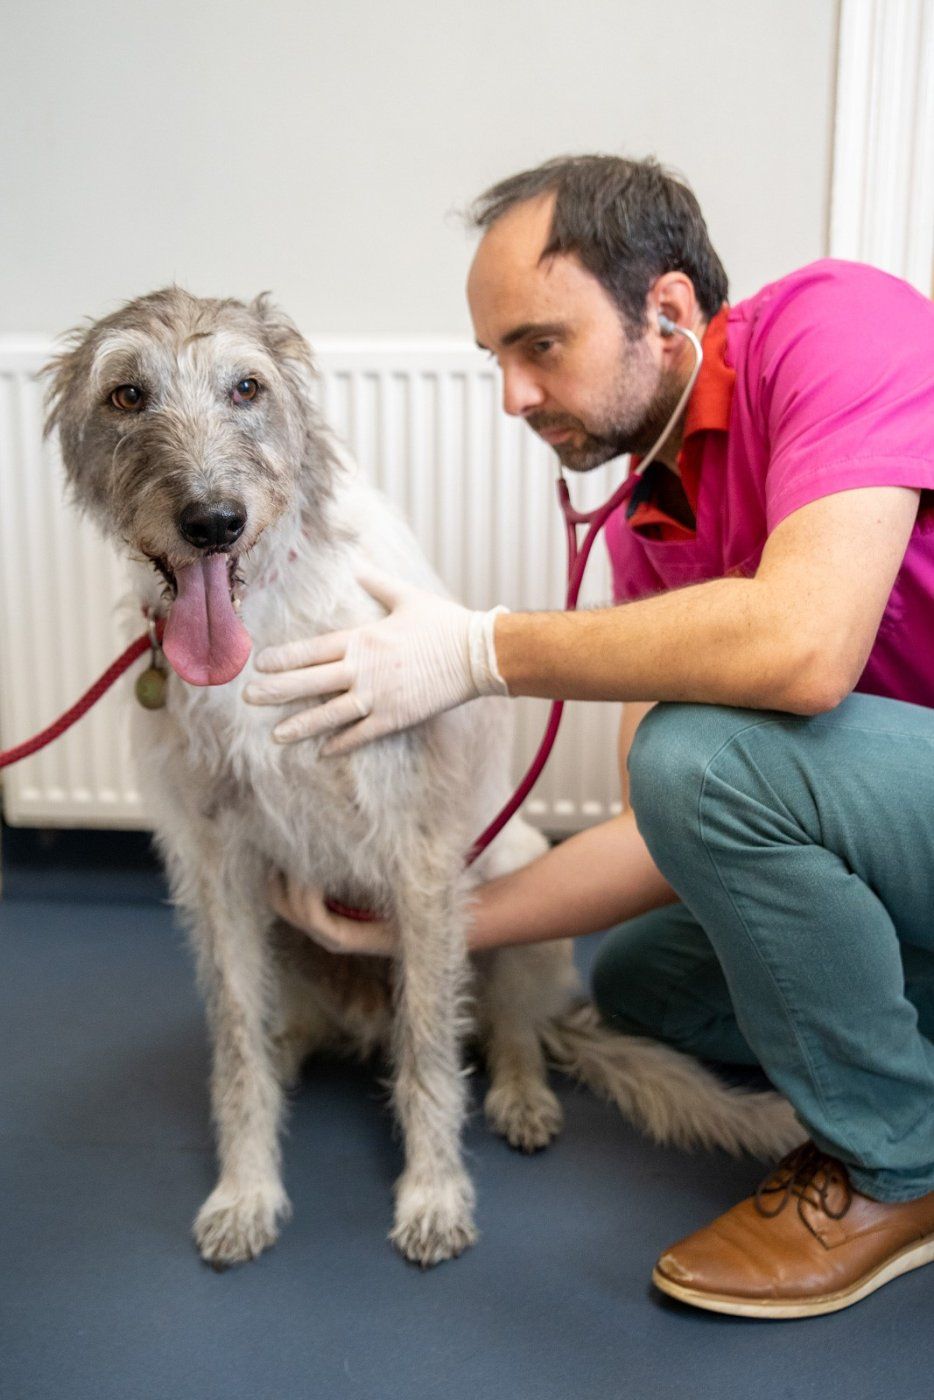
[603,259,934,707]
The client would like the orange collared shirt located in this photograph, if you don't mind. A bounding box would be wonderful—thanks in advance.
[627,307,735,540]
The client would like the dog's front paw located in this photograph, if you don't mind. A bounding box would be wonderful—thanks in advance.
[193,1179,291,1268]
[390,1169,477,1267]
[484,1079,564,1153]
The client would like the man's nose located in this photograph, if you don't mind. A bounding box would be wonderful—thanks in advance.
[501,366,546,419]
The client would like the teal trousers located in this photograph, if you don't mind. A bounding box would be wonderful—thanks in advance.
[591,694,934,1202]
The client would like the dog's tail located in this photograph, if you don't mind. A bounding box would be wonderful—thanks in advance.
[541,1001,801,1159]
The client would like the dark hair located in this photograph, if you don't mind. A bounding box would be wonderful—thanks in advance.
[468,154,728,327]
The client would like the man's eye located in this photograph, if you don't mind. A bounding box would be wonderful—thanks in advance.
[110,384,145,411]
[531,340,556,356]
[232,378,260,404]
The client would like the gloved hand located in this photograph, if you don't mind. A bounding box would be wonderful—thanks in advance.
[268,872,397,956]
[244,563,509,755]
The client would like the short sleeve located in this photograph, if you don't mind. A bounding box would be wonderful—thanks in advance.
[750,263,934,532]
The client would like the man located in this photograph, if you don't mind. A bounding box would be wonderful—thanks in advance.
[245,155,934,1319]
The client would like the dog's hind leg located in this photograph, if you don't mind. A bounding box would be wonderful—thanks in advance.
[477,947,565,1153]
[158,817,290,1267]
[268,937,334,1088]
[269,998,331,1089]
[387,873,477,1268]
[469,823,576,1152]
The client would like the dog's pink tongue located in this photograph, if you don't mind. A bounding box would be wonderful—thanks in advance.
[163,554,252,686]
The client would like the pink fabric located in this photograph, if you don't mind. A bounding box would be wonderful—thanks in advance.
[604,259,934,707]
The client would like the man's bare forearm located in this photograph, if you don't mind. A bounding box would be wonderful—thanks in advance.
[494,575,834,714]
[468,808,676,952]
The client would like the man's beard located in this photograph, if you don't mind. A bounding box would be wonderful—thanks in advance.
[528,356,687,474]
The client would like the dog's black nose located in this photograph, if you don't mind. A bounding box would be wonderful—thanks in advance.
[177,500,247,550]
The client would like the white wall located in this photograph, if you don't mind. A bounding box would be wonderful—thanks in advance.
[1,0,838,337]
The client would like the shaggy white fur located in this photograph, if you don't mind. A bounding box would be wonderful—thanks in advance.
[45,288,800,1270]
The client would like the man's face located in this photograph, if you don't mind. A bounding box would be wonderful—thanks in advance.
[467,194,681,472]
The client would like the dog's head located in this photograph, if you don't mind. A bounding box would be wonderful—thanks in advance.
[43,286,334,686]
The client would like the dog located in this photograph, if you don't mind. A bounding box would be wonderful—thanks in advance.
[43,287,799,1268]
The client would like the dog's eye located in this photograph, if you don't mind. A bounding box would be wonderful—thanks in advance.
[232,378,259,404]
[110,384,145,411]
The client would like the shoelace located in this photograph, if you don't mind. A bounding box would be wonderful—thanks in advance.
[754,1141,853,1239]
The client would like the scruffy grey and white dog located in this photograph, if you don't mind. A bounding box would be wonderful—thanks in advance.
[44,288,798,1268]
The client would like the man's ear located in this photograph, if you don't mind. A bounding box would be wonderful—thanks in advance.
[646,271,703,337]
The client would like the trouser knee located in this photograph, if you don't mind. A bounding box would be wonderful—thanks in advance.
[629,703,722,850]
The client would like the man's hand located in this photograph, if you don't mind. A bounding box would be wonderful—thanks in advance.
[268,871,398,956]
[243,564,508,755]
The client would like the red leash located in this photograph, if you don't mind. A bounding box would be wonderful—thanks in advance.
[0,474,622,919]
[0,620,164,771]
[335,470,636,920]
[462,471,631,865]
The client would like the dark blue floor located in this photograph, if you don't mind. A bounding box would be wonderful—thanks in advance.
[3,829,934,1399]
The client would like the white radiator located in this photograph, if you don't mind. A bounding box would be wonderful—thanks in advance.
[0,337,624,834]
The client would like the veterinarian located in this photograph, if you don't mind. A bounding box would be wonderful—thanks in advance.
[245,155,934,1320]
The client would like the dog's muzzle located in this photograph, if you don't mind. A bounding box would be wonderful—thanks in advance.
[160,498,253,688]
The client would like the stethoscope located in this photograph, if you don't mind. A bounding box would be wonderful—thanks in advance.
[465,314,704,863]
[331,316,703,916]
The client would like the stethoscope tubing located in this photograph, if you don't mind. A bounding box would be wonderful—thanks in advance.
[466,323,703,865]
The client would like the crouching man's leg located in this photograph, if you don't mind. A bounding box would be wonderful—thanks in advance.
[628,694,934,1319]
[592,903,760,1066]
[592,904,934,1072]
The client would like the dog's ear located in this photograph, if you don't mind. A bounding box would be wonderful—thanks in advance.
[248,292,341,496]
[249,292,318,401]
[40,321,98,464]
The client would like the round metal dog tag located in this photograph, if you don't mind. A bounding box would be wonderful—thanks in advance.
[135,664,167,710]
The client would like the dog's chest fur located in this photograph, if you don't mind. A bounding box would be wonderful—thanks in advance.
[131,474,493,906]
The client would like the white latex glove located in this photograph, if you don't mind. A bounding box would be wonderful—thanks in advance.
[268,872,397,956]
[244,563,509,755]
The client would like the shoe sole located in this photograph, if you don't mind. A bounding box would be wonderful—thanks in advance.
[652,1235,934,1319]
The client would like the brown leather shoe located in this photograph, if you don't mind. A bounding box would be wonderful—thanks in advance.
[653,1142,934,1319]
